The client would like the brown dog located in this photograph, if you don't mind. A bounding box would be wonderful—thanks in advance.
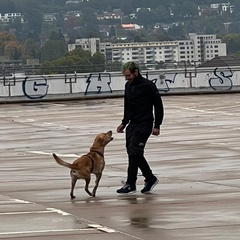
[53,130,113,199]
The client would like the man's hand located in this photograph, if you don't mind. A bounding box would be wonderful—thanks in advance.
[152,128,160,136]
[117,124,125,133]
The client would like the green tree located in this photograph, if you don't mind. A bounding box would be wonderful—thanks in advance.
[132,28,149,42]
[228,22,240,34]
[49,29,65,40]
[0,0,16,13]
[135,9,157,28]
[0,32,19,58]
[155,5,170,22]
[41,48,105,73]
[40,31,67,62]
[222,34,240,54]
[180,2,198,18]
[151,28,168,41]
[24,8,43,39]
[205,23,215,34]
[228,38,238,53]
[51,0,66,6]
[91,51,106,71]
[8,18,22,34]
[21,38,40,63]
[168,24,187,39]
[109,25,116,38]
[81,7,98,26]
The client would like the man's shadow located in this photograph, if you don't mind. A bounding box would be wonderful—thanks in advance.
[117,194,156,229]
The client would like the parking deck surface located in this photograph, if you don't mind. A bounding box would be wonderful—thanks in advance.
[0,94,240,240]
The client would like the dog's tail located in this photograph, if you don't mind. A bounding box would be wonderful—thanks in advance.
[53,153,73,169]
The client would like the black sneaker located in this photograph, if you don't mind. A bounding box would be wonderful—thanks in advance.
[141,176,159,193]
[116,183,136,194]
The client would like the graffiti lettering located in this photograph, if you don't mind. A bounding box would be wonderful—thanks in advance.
[146,72,177,92]
[22,76,49,99]
[85,73,112,95]
[207,67,233,90]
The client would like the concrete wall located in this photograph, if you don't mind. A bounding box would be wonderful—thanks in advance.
[1,65,240,102]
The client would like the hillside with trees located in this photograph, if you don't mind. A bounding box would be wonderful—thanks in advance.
[0,0,240,70]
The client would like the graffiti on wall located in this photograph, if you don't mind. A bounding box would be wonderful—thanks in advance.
[22,76,49,99]
[206,67,233,90]
[10,67,236,101]
[85,73,112,95]
[146,72,178,92]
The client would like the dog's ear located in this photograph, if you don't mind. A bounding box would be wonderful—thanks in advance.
[94,135,103,143]
[97,136,104,143]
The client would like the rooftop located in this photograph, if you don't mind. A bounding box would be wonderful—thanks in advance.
[198,55,240,68]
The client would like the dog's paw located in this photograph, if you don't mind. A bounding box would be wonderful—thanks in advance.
[70,194,76,199]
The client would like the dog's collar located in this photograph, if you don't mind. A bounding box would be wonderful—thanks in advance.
[89,150,104,158]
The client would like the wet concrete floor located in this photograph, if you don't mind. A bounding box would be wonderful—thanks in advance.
[0,94,240,240]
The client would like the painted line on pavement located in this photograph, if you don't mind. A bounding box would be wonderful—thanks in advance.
[0,228,95,236]
[27,150,79,157]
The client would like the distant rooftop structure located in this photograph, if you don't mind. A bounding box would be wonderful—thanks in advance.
[0,12,22,23]
[198,56,240,68]
[122,23,142,30]
[65,0,81,5]
[136,8,151,12]
[210,2,234,14]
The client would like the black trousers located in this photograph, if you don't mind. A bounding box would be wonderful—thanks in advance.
[125,123,154,185]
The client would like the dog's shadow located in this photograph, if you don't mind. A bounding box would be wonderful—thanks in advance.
[70,195,110,204]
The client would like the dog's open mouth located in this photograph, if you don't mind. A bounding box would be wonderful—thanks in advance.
[107,130,113,141]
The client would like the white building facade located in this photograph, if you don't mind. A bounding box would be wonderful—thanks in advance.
[0,12,22,23]
[210,2,234,13]
[69,33,227,66]
[68,38,101,55]
[189,33,227,62]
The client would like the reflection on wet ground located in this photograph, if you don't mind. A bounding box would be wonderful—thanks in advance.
[1,94,240,240]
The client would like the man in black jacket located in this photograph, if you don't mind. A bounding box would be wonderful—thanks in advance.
[116,61,164,194]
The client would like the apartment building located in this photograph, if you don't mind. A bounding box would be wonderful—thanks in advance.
[69,33,226,66]
[0,13,22,23]
[210,2,234,13]
[68,38,100,55]
[110,41,180,64]
[189,33,226,62]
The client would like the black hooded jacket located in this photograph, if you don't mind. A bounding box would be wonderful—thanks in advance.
[122,74,164,129]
